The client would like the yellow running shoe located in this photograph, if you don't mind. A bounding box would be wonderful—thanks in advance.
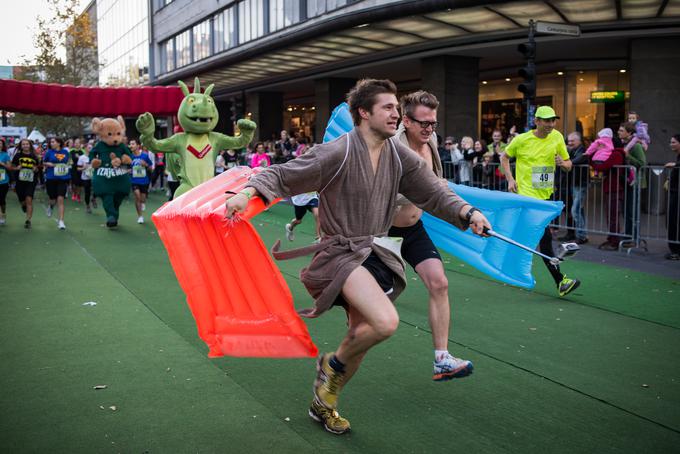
[313,352,345,409]
[558,276,580,297]
[309,399,351,434]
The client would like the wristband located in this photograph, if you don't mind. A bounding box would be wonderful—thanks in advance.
[225,190,252,200]
[465,207,480,223]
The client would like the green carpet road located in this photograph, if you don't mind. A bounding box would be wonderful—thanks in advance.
[1,192,679,453]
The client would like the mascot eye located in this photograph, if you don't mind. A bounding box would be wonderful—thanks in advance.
[188,98,195,104]
[208,99,214,104]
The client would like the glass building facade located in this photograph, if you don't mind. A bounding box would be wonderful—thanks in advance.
[97,0,149,86]
[158,0,353,76]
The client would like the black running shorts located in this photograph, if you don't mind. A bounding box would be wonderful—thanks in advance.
[15,181,36,201]
[132,184,149,194]
[335,252,396,309]
[46,179,68,199]
[388,219,442,270]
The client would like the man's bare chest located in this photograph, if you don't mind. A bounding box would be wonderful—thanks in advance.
[416,148,434,171]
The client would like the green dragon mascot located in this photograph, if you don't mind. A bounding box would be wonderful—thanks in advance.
[136,78,256,197]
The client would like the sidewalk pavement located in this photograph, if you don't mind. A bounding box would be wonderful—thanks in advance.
[553,230,680,280]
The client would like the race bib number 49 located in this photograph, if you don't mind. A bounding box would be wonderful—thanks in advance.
[19,168,34,182]
[531,166,555,189]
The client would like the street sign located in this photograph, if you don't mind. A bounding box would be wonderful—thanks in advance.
[535,21,581,37]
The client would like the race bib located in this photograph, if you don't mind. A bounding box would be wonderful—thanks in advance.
[83,167,93,178]
[531,166,554,189]
[0,168,5,181]
[19,168,34,182]
[227,162,236,169]
[54,163,69,177]
[132,165,146,178]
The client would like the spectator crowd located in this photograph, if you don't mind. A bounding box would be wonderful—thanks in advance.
[0,110,678,260]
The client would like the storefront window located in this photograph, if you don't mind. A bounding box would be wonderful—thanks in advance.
[479,77,555,141]
[479,69,630,143]
[283,104,316,140]
[574,70,629,141]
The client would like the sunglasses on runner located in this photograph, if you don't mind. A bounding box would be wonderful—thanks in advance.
[407,115,439,130]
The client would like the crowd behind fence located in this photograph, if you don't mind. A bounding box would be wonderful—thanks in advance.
[441,161,680,251]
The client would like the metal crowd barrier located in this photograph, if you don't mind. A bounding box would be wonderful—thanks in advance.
[637,165,680,249]
[441,161,680,253]
[551,164,638,248]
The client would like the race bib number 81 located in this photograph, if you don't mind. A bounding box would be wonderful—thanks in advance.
[531,166,554,189]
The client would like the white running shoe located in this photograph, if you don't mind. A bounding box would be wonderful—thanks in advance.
[58,220,66,230]
[285,223,295,241]
[137,216,144,224]
[433,353,473,381]
[0,218,6,226]
[46,205,53,217]
[141,203,146,212]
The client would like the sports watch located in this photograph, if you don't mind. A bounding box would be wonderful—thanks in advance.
[465,207,480,223]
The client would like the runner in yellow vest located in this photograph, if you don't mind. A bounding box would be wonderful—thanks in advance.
[501,106,580,297]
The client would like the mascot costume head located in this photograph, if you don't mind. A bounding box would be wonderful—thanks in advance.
[136,78,257,198]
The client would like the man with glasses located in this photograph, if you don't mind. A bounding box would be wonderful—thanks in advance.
[389,90,474,381]
[501,106,580,297]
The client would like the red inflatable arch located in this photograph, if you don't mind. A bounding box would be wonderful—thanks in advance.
[0,79,184,116]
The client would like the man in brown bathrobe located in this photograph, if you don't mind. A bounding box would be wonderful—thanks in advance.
[225,79,491,435]
[389,90,472,381]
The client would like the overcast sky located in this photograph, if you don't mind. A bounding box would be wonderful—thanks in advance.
[2,1,89,66]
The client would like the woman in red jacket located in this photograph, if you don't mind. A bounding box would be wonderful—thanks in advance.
[592,139,627,250]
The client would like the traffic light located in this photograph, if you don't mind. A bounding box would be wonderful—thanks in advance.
[517,41,536,101]
[517,41,536,60]
[517,61,536,100]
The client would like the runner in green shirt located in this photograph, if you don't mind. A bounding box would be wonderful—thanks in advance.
[501,106,580,297]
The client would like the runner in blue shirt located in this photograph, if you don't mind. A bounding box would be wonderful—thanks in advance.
[0,139,10,225]
[43,137,71,230]
[129,139,153,224]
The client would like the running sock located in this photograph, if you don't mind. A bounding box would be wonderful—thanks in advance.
[544,260,564,286]
[329,355,346,373]
[435,350,449,362]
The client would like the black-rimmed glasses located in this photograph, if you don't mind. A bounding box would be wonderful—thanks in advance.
[407,114,439,130]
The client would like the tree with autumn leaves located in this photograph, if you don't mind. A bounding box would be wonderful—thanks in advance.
[13,0,98,137]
